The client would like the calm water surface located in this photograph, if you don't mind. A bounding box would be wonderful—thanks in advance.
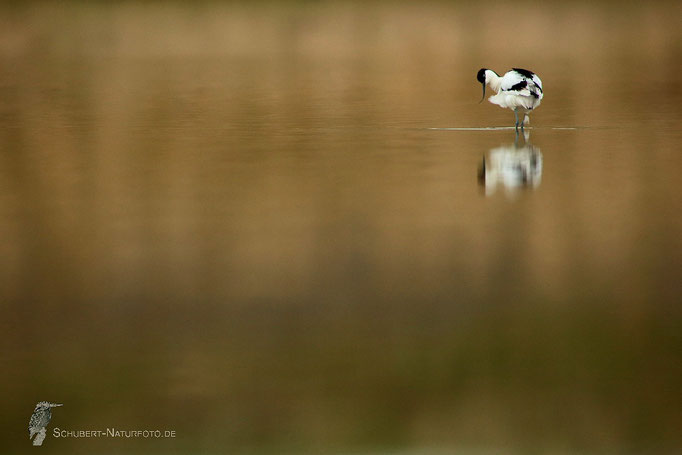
[1,2,681,454]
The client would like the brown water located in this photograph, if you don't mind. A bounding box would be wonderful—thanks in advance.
[2,2,682,454]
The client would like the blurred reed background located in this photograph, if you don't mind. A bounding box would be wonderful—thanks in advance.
[1,1,681,454]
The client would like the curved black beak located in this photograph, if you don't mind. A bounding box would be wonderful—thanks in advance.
[479,83,486,103]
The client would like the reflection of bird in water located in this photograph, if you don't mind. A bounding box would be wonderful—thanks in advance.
[29,401,62,446]
[479,133,542,196]
[477,68,543,131]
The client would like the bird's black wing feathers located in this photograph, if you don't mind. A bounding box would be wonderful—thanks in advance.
[512,68,535,79]
[507,80,527,91]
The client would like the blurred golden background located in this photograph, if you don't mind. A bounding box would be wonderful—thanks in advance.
[1,1,681,454]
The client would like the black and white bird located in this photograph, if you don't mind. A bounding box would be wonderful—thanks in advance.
[477,68,543,130]
[28,401,62,445]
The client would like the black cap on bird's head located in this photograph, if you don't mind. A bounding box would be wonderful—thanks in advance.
[477,68,488,103]
[477,68,487,84]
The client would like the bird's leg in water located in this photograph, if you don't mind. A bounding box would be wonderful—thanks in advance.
[514,109,520,131]
[520,111,525,131]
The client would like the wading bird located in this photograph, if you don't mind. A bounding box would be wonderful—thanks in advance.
[477,68,543,131]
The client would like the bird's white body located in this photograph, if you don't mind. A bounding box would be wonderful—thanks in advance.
[477,68,543,129]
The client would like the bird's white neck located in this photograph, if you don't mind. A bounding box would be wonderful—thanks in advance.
[485,70,502,93]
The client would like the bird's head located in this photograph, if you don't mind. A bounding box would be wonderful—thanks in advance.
[35,401,63,410]
[477,68,488,103]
